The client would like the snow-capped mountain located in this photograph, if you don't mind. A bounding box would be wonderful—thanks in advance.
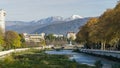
[71,15,83,19]
[65,15,83,21]
[6,15,83,26]
[36,16,64,24]
[6,15,89,34]
[33,17,89,35]
[36,15,83,24]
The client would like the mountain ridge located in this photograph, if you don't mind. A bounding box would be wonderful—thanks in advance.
[6,15,90,35]
[33,18,89,35]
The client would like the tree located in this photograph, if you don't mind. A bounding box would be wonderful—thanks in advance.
[40,40,46,46]
[0,28,4,50]
[76,18,99,48]
[19,34,26,47]
[5,31,21,49]
[76,2,120,50]
[45,34,55,42]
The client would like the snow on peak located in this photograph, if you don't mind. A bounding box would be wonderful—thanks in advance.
[65,15,83,21]
[71,15,83,19]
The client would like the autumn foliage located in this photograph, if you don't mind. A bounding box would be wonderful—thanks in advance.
[76,3,120,50]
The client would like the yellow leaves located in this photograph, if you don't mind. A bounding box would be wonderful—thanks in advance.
[86,18,98,27]
[0,36,4,45]
[13,39,21,47]
[5,31,21,48]
[3,55,15,64]
[76,1,120,45]
[40,40,46,46]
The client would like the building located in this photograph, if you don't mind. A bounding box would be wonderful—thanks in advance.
[67,32,76,40]
[53,34,64,38]
[23,33,45,43]
[0,9,6,33]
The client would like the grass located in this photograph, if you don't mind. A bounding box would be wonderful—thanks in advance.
[0,49,94,68]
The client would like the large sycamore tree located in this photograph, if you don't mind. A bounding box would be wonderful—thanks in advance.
[5,31,21,49]
[76,18,99,49]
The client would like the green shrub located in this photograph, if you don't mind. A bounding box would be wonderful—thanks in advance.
[3,55,15,64]
[0,45,3,51]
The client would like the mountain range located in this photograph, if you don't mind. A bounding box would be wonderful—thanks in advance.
[6,15,90,35]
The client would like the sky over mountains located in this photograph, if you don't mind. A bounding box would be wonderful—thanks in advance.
[0,0,118,21]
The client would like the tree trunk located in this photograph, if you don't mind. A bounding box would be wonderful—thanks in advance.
[101,42,105,50]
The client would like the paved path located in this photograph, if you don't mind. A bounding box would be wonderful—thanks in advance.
[0,48,29,58]
[0,46,51,58]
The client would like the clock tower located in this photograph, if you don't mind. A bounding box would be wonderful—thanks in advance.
[0,9,6,33]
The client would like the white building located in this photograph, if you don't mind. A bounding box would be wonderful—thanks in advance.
[53,34,64,38]
[23,33,45,42]
[0,9,6,33]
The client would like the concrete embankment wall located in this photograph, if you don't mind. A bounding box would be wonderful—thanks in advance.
[80,49,120,58]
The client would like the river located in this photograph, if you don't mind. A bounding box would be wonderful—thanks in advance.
[45,50,118,68]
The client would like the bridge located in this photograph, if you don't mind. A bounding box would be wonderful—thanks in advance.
[50,45,80,50]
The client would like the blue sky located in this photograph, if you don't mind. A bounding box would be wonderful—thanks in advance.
[0,0,118,21]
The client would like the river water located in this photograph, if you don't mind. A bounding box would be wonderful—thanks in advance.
[45,50,118,68]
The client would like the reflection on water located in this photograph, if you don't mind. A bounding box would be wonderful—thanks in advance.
[45,50,118,68]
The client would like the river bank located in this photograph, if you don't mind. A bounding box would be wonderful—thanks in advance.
[0,49,94,68]
[46,50,119,68]
[0,48,119,68]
